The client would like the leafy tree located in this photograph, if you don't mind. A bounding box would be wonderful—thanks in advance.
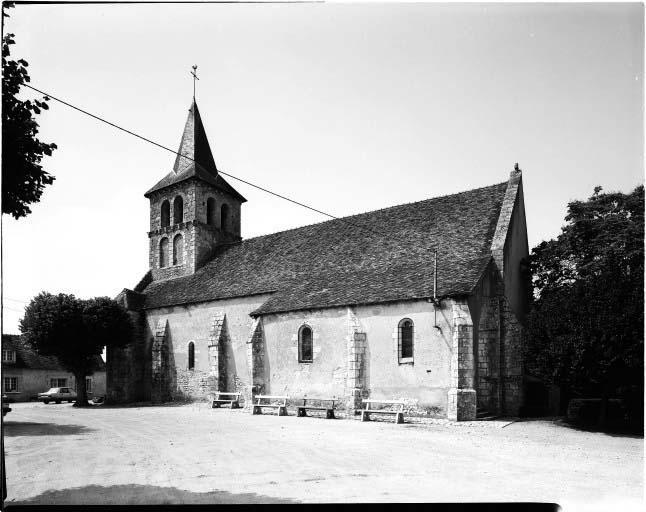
[2,3,57,219]
[20,293,133,407]
[525,185,644,426]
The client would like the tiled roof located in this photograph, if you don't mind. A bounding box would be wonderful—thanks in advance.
[140,181,508,314]
[2,334,106,372]
[144,100,246,202]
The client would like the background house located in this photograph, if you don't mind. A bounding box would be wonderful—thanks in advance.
[1,334,106,402]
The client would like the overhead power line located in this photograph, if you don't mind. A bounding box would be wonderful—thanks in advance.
[21,83,438,268]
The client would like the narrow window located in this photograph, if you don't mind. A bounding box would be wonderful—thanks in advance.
[4,377,17,392]
[298,325,313,363]
[206,197,216,225]
[159,238,169,268]
[220,204,229,231]
[173,195,184,224]
[161,200,170,227]
[173,234,184,265]
[188,342,195,370]
[398,318,414,363]
[85,378,92,393]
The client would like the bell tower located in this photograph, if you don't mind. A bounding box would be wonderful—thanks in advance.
[144,99,246,281]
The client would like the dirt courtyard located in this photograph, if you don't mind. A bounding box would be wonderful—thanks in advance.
[2,402,643,509]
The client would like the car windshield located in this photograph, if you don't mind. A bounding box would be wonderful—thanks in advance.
[45,388,61,393]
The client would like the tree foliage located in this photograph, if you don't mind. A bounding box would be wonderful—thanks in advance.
[2,3,57,219]
[19,293,133,406]
[525,185,644,408]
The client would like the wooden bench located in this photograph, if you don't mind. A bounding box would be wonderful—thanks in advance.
[361,399,405,424]
[252,395,288,416]
[296,398,337,419]
[211,392,241,409]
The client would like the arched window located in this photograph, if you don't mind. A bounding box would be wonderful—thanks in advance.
[173,196,184,224]
[220,203,229,231]
[159,238,169,268]
[398,318,414,363]
[298,325,313,363]
[188,342,195,370]
[206,197,216,226]
[173,234,184,265]
[161,200,170,228]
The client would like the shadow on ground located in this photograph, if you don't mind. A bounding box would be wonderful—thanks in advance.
[6,484,299,505]
[3,421,95,437]
[513,417,643,438]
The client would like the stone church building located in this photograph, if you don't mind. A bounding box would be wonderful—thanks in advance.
[108,99,530,421]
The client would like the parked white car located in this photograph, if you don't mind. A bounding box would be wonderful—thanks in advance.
[38,387,77,404]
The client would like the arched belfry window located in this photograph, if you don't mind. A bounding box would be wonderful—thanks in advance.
[188,342,195,370]
[298,325,313,363]
[173,234,184,265]
[159,238,169,268]
[220,204,229,231]
[161,200,170,228]
[398,318,414,363]
[206,197,216,226]
[173,196,184,224]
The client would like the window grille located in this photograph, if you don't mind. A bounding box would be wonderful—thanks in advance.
[398,318,414,363]
[298,326,313,363]
[2,349,15,362]
[85,378,93,393]
[188,342,195,370]
[3,377,17,392]
[50,378,67,388]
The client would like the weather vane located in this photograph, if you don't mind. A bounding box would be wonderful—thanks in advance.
[191,65,199,99]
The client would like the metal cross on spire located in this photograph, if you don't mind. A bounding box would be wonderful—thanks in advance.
[191,65,199,99]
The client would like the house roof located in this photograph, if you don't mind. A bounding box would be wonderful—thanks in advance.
[140,180,509,315]
[144,100,246,202]
[1,334,106,372]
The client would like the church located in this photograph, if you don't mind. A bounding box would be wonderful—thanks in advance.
[107,99,530,421]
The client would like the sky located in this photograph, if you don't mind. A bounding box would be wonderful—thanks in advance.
[1,2,643,334]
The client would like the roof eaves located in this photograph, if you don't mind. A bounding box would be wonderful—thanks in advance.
[143,290,279,311]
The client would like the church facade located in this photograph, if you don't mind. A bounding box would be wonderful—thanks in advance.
[107,100,530,421]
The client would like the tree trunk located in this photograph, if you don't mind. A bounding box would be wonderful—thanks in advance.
[73,372,90,407]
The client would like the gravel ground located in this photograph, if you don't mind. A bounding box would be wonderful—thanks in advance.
[2,401,643,509]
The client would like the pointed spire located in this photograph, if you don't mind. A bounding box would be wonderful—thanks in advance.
[173,99,218,177]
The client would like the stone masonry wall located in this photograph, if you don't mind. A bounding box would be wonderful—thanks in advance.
[148,180,243,282]
[476,296,501,412]
[448,300,476,421]
[346,307,367,414]
[246,317,266,406]
[500,295,524,414]
[151,319,171,403]
[106,302,150,404]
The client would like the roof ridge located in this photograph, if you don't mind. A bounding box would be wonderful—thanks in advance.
[235,180,508,245]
